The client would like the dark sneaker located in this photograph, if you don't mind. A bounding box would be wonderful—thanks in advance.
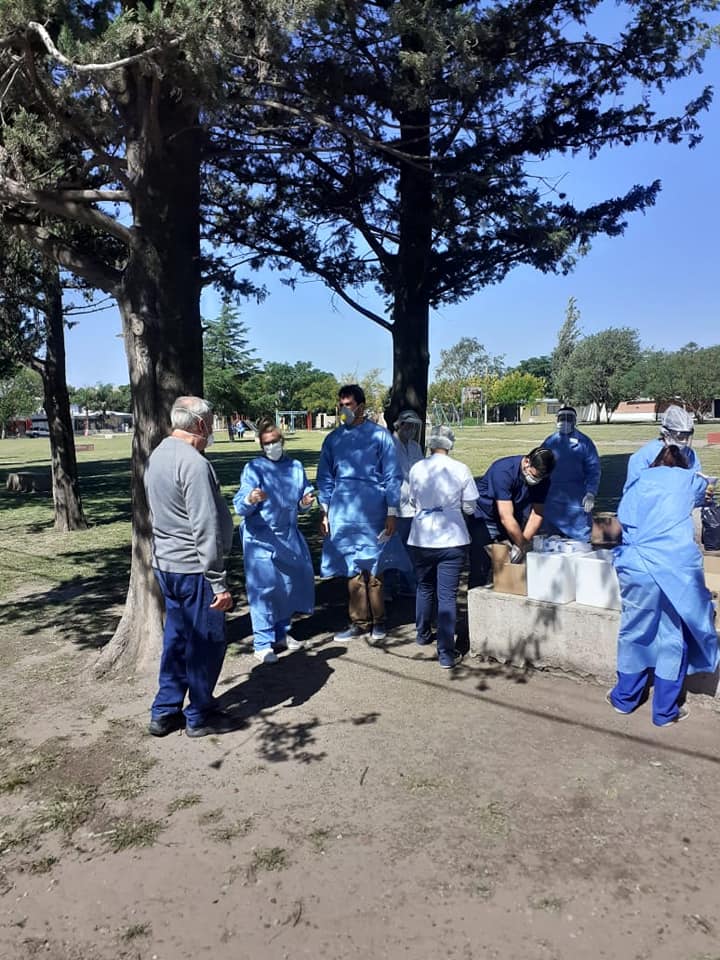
[185,712,236,738]
[370,623,387,644]
[148,712,185,737]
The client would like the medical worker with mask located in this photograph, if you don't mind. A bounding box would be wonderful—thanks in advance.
[467,446,556,587]
[318,384,407,643]
[542,406,601,541]
[607,444,718,726]
[233,417,315,664]
[385,409,424,599]
[624,404,701,493]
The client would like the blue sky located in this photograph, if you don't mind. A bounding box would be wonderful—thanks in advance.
[64,54,720,388]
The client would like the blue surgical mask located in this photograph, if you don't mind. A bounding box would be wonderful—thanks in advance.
[263,441,283,461]
[339,405,356,427]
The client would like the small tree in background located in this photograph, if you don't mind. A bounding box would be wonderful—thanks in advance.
[0,367,42,438]
[203,304,258,438]
[561,328,642,423]
[552,298,583,404]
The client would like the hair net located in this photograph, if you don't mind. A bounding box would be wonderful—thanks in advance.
[661,405,694,435]
[428,424,455,450]
[394,409,422,428]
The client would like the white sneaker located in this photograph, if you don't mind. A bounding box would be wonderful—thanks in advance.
[254,649,278,665]
[370,624,387,643]
[275,634,304,652]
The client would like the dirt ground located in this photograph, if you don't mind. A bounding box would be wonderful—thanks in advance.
[2,584,720,960]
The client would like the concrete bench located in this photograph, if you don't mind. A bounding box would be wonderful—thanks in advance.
[5,471,52,494]
[75,443,95,452]
[467,587,720,697]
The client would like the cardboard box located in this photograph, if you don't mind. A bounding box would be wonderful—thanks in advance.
[704,555,720,576]
[591,513,622,546]
[705,573,720,596]
[491,543,527,596]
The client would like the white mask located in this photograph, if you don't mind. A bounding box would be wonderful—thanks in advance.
[523,470,541,486]
[263,441,283,461]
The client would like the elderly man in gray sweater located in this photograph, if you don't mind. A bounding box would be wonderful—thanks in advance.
[145,396,235,738]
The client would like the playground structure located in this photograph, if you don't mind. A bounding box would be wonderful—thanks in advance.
[275,409,311,433]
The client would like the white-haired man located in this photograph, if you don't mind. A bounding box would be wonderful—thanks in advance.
[144,396,235,738]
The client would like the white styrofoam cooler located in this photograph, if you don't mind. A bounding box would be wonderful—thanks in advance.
[526,552,576,604]
[573,553,621,610]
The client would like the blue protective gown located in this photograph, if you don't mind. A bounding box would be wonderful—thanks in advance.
[317,420,410,577]
[233,455,315,637]
[624,438,701,494]
[542,429,601,541]
[613,466,718,681]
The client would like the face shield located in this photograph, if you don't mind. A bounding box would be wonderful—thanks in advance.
[556,411,576,436]
[394,410,422,443]
[663,429,694,449]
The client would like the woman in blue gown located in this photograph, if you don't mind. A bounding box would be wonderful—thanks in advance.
[234,418,315,664]
[607,444,718,726]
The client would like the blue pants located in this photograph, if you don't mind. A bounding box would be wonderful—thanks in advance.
[409,545,466,666]
[608,641,689,726]
[151,571,227,728]
[253,618,290,652]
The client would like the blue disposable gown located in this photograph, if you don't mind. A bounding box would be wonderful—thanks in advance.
[317,420,410,577]
[233,456,315,634]
[613,466,717,680]
[624,438,701,493]
[542,429,601,541]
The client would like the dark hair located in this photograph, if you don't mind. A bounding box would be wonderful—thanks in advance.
[338,384,366,405]
[651,444,688,469]
[256,415,279,439]
[527,446,556,478]
[557,406,577,417]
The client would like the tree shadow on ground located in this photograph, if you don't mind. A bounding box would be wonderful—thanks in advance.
[0,544,131,650]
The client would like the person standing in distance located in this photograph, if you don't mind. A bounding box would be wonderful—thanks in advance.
[145,396,235,738]
[386,408,425,599]
[317,384,405,643]
[542,406,601,542]
[624,404,700,493]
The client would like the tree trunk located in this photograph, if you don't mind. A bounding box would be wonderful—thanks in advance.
[388,71,432,429]
[226,414,235,440]
[95,76,203,677]
[39,268,88,531]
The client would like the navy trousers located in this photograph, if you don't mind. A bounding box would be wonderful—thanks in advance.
[409,545,466,666]
[608,641,689,726]
[151,571,227,728]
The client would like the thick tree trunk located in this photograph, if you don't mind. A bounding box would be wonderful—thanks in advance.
[40,269,88,531]
[388,89,432,430]
[95,78,203,677]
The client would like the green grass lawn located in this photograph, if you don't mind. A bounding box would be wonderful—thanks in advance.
[1,422,718,612]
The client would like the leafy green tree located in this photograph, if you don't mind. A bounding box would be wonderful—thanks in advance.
[514,356,553,396]
[297,374,340,416]
[203,305,258,438]
[0,3,286,670]
[222,0,715,425]
[552,298,583,403]
[561,328,642,423]
[0,367,42,438]
[672,343,720,421]
[0,230,89,529]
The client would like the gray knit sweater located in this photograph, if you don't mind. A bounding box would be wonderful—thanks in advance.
[144,436,234,593]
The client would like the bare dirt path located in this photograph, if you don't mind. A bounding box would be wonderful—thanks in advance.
[2,591,720,960]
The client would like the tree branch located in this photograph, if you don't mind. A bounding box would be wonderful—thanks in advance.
[0,177,131,244]
[6,218,122,294]
[26,21,185,74]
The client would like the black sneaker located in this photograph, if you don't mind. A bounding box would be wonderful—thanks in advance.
[185,711,236,738]
[148,712,185,737]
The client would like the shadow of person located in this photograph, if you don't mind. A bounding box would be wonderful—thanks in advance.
[215,646,345,719]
